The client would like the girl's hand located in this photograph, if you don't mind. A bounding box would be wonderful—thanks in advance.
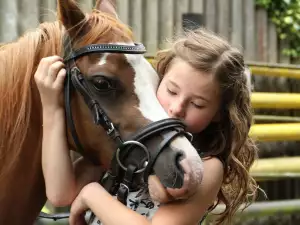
[34,56,66,112]
[69,183,94,225]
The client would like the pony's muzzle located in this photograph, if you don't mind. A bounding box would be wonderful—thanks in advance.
[152,147,188,189]
[152,136,204,198]
[164,156,201,200]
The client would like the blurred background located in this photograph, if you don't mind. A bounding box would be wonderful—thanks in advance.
[1,0,300,224]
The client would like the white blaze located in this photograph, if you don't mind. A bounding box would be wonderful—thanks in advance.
[98,53,110,66]
[96,42,169,122]
[125,53,169,121]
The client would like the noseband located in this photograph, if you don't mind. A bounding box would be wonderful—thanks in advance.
[39,37,192,220]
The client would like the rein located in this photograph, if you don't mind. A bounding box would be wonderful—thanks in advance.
[38,36,192,221]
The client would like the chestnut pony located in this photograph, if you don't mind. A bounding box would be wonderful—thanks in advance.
[0,0,203,224]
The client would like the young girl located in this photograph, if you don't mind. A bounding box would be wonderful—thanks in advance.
[35,28,258,225]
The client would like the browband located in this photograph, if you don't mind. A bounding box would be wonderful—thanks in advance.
[64,43,146,62]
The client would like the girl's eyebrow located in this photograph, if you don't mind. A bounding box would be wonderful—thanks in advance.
[193,93,209,102]
[169,79,209,102]
[169,80,179,88]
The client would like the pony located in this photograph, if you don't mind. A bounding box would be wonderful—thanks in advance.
[0,1,204,224]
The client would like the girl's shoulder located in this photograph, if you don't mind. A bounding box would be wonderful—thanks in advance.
[200,153,225,169]
[149,156,223,225]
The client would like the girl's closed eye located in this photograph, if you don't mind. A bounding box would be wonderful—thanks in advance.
[192,102,204,109]
[167,88,177,95]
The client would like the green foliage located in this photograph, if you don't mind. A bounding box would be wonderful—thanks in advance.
[255,0,300,59]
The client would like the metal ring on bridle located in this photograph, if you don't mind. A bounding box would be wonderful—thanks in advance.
[116,140,150,173]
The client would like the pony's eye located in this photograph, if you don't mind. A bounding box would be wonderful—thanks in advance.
[93,77,113,91]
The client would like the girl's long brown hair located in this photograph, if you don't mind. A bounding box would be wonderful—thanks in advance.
[154,28,259,224]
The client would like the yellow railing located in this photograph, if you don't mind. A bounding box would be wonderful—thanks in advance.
[248,61,300,79]
[250,156,300,180]
[250,66,300,79]
[251,92,300,109]
[249,123,300,141]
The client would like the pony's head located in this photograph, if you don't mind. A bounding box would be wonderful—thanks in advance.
[58,0,203,200]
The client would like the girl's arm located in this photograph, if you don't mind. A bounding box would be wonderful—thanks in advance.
[70,157,224,225]
[42,107,76,206]
[35,56,102,207]
[34,56,77,206]
[42,109,103,206]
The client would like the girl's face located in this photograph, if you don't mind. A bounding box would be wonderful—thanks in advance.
[157,58,221,133]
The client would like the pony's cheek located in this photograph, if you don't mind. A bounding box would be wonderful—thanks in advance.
[148,175,173,203]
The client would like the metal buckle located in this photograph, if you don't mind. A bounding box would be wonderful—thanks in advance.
[119,183,129,193]
[106,123,115,136]
[116,140,149,174]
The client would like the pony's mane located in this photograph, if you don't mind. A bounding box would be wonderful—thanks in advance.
[0,10,133,181]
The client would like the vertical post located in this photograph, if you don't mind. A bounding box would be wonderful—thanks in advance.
[268,23,278,63]
[40,0,57,22]
[217,0,230,40]
[205,0,217,32]
[159,0,174,49]
[255,7,268,62]
[175,0,189,34]
[144,0,158,55]
[18,0,40,34]
[0,0,18,42]
[244,0,256,61]
[191,0,204,14]
[231,0,244,49]
[116,0,130,25]
[130,0,143,42]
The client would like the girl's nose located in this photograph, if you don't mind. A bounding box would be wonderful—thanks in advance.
[169,101,185,119]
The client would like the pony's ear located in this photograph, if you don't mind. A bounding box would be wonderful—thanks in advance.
[95,0,118,18]
[57,0,87,37]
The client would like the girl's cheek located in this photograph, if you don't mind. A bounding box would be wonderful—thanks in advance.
[157,93,168,111]
[185,114,206,133]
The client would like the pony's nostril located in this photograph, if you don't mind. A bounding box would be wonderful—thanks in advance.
[178,158,193,177]
[175,152,185,174]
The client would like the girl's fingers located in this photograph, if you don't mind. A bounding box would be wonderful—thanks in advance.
[53,68,67,89]
[148,175,173,203]
[44,61,65,84]
[35,56,63,80]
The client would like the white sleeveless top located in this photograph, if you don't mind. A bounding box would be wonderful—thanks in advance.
[85,188,159,225]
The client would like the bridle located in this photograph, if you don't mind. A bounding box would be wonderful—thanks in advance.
[39,37,192,221]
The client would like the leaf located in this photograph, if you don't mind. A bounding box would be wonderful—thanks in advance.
[255,0,300,60]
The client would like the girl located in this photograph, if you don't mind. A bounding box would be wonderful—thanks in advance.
[35,28,258,225]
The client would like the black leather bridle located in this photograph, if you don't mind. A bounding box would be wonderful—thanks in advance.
[38,37,192,221]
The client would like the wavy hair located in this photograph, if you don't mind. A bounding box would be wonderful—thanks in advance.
[154,28,259,224]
